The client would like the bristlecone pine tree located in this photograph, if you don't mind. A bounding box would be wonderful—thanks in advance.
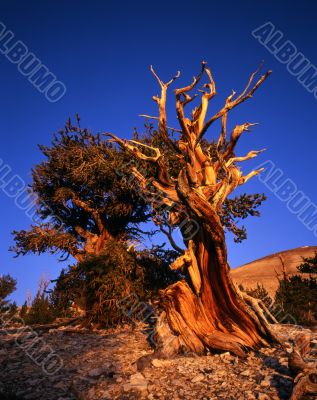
[108,62,280,357]
[12,117,150,262]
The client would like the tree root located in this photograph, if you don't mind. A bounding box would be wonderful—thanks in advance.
[238,289,285,349]
[290,372,317,400]
[288,333,317,400]
[153,309,248,358]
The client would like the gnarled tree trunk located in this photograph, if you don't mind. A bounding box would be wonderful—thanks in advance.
[109,61,278,357]
[157,217,270,357]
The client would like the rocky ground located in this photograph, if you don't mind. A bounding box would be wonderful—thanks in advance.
[0,323,316,400]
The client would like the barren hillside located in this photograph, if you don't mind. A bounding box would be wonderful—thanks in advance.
[231,246,317,298]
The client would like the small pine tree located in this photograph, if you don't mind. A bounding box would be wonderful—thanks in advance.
[24,275,56,325]
[297,252,317,274]
[19,301,28,321]
[0,274,17,314]
[274,272,317,326]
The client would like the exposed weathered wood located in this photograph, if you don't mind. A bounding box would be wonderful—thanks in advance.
[288,333,317,399]
[290,372,317,400]
[239,289,284,348]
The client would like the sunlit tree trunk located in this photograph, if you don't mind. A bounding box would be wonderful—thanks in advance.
[160,224,267,356]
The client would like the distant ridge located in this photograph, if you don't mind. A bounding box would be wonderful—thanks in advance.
[231,246,317,297]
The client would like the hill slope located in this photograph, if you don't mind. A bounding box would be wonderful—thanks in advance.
[231,246,317,297]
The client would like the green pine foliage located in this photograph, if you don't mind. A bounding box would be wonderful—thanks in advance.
[11,116,150,261]
[50,240,179,327]
[297,252,317,274]
[241,253,317,327]
[0,274,17,314]
[19,302,28,321]
[274,272,317,326]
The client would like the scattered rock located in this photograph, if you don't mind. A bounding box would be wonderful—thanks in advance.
[191,373,205,383]
[136,354,153,371]
[258,394,271,400]
[53,381,70,390]
[124,372,148,394]
[260,378,271,387]
[0,323,316,399]
[151,358,172,368]
[88,367,108,378]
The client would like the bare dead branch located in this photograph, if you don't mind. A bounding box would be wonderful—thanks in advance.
[217,112,228,151]
[175,61,207,96]
[237,62,264,100]
[139,114,182,133]
[150,66,180,88]
[196,67,216,132]
[64,193,105,235]
[106,133,161,162]
[158,224,184,254]
[239,168,265,185]
[196,68,272,143]
[175,61,208,140]
[149,66,182,153]
[223,122,258,160]
[226,149,266,166]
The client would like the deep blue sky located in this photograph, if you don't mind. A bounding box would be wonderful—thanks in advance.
[1,0,316,304]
